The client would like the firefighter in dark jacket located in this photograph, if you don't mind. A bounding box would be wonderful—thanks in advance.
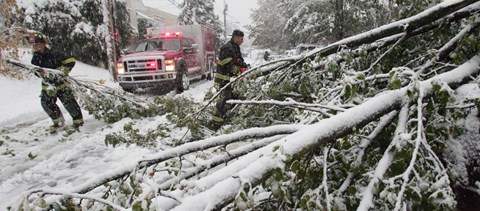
[211,29,248,130]
[29,33,83,133]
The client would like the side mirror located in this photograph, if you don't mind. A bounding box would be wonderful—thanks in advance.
[184,44,198,54]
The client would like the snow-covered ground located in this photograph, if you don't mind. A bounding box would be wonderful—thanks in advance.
[0,55,217,209]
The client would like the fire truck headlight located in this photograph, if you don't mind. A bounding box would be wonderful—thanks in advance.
[165,60,175,71]
[117,63,125,74]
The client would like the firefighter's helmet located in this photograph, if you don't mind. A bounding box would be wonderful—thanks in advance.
[28,33,47,44]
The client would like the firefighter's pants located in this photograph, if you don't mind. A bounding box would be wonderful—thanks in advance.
[40,87,83,124]
[212,84,234,126]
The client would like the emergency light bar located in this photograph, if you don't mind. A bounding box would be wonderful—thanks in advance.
[160,32,182,38]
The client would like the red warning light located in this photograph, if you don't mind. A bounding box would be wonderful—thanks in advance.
[147,61,156,67]
[160,32,183,38]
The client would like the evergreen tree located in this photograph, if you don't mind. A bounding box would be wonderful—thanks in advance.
[19,0,134,67]
[178,0,224,50]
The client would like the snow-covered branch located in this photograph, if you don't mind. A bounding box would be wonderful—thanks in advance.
[171,55,480,210]
[417,20,480,75]
[323,147,331,211]
[337,110,399,195]
[71,124,303,196]
[22,189,127,211]
[158,135,286,190]
[357,101,410,211]
[393,87,425,211]
[227,99,346,118]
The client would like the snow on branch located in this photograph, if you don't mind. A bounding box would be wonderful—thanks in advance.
[158,135,286,190]
[171,55,480,210]
[337,110,399,195]
[227,98,347,117]
[257,0,480,74]
[139,124,304,168]
[323,147,332,211]
[417,20,480,75]
[392,85,426,211]
[307,0,479,58]
[193,60,291,119]
[357,101,411,211]
[70,124,304,196]
[20,189,127,211]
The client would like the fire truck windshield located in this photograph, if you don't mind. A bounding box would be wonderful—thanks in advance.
[134,38,181,52]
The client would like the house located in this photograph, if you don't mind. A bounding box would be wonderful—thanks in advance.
[124,0,178,33]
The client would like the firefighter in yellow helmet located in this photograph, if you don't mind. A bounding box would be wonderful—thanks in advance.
[29,33,83,133]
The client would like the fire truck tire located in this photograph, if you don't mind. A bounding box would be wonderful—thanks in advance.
[176,67,189,93]
[206,64,214,80]
[120,85,134,93]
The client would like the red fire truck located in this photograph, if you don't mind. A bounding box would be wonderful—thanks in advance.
[117,25,216,93]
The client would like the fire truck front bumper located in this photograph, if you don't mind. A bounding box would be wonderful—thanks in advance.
[118,72,177,89]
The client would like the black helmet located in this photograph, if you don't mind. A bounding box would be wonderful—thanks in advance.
[232,29,244,37]
[28,33,47,44]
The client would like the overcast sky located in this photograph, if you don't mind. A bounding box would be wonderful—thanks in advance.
[141,0,258,28]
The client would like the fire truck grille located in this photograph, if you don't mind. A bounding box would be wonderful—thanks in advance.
[124,59,162,72]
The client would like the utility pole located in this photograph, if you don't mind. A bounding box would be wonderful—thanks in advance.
[110,0,118,81]
[103,0,118,81]
[223,0,228,39]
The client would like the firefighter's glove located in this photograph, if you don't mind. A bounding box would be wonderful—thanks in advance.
[57,66,71,75]
[232,66,241,76]
[45,84,57,97]
[249,72,257,80]
[32,67,45,78]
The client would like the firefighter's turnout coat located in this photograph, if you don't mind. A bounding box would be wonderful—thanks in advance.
[212,39,247,126]
[31,47,83,126]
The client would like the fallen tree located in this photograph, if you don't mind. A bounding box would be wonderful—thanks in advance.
[15,1,480,210]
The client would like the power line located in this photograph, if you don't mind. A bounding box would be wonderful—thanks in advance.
[166,0,181,8]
